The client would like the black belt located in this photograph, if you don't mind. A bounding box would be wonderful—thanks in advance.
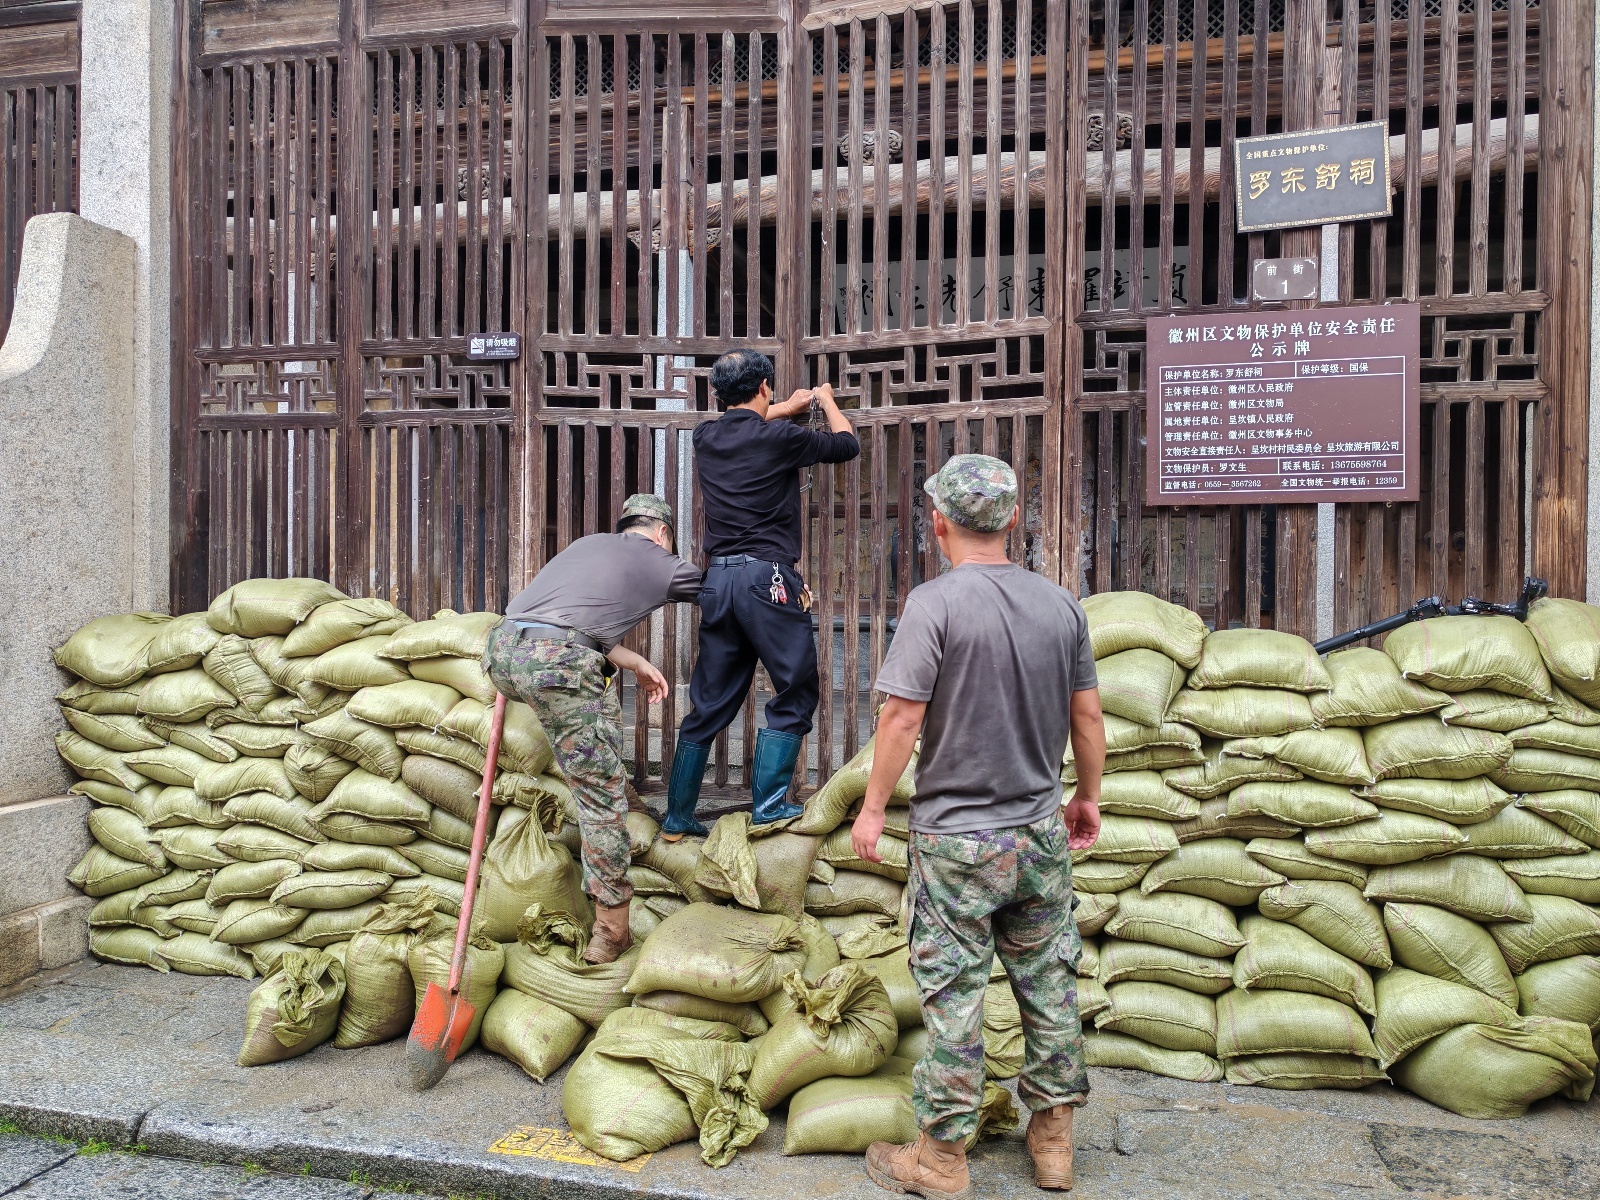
[710,554,794,567]
[507,619,602,654]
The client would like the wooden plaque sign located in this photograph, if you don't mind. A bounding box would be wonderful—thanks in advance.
[1234,121,1394,233]
[1145,303,1421,506]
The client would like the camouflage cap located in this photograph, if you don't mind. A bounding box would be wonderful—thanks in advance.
[923,453,1018,533]
[620,493,674,524]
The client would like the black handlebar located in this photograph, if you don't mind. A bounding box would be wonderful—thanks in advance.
[1312,577,1547,655]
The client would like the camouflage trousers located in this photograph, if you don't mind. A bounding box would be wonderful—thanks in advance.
[906,811,1088,1142]
[482,622,632,908]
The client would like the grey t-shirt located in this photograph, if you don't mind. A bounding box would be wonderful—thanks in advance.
[873,563,1098,835]
[505,533,702,651]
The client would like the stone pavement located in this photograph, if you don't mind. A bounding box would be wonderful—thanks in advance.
[1,962,1597,1200]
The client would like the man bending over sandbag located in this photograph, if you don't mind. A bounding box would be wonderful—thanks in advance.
[850,455,1105,1199]
[483,494,700,964]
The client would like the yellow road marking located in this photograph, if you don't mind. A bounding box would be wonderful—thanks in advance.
[488,1126,652,1173]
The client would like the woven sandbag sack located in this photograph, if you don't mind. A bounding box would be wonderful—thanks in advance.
[477,806,590,941]
[225,793,326,844]
[136,869,213,908]
[201,635,281,715]
[1361,776,1514,826]
[123,744,214,789]
[635,991,770,1038]
[381,609,501,660]
[206,578,345,637]
[1489,894,1600,974]
[302,712,403,781]
[55,732,148,792]
[1215,987,1378,1061]
[1524,597,1600,705]
[207,859,302,906]
[481,989,588,1082]
[792,737,917,836]
[1187,628,1332,694]
[86,808,166,871]
[1098,939,1233,995]
[1459,806,1590,859]
[142,611,221,675]
[1227,730,1372,789]
[53,613,171,688]
[1167,688,1317,740]
[272,869,392,911]
[437,698,553,778]
[1365,856,1534,923]
[67,845,166,898]
[1224,1054,1388,1090]
[1511,720,1600,761]
[1078,976,1112,1022]
[1097,771,1201,821]
[212,897,307,944]
[1310,647,1451,728]
[1067,745,1204,781]
[145,787,228,831]
[1083,1029,1222,1082]
[1074,892,1119,936]
[1515,955,1600,1030]
[1243,838,1368,889]
[782,1058,918,1155]
[1364,718,1514,782]
[1103,890,1244,959]
[90,890,175,937]
[1440,691,1551,733]
[334,891,441,1048]
[60,710,164,754]
[1495,748,1600,794]
[210,723,299,760]
[1071,814,1180,867]
[407,931,504,1052]
[386,873,464,915]
[163,899,222,935]
[1227,781,1377,831]
[1094,648,1188,727]
[1257,880,1391,968]
[407,653,499,704]
[1503,852,1600,903]
[1371,966,1521,1068]
[214,824,312,864]
[747,964,897,1108]
[282,597,409,658]
[756,914,843,1023]
[981,978,1024,1077]
[628,903,806,1006]
[398,839,469,883]
[1304,810,1469,866]
[1548,686,1600,726]
[237,950,346,1067]
[90,927,168,970]
[1384,614,1553,701]
[311,769,429,827]
[284,742,357,804]
[301,842,418,876]
[1171,797,1299,846]
[1164,743,1301,801]
[894,1026,930,1061]
[152,931,255,978]
[1138,838,1286,907]
[1233,916,1376,1015]
[1389,1017,1598,1119]
[696,813,821,914]
[300,635,410,692]
[804,870,903,919]
[293,902,386,947]
[346,680,461,731]
[247,636,333,704]
[195,756,298,803]
[1382,901,1519,1006]
[1103,714,1204,757]
[1081,591,1207,668]
[1078,937,1101,979]
[501,906,639,1027]
[57,678,147,717]
[159,825,237,870]
[1072,860,1151,895]
[818,827,908,883]
[1095,981,1217,1054]
[74,781,159,826]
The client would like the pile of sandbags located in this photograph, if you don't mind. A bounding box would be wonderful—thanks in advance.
[1067,592,1600,1119]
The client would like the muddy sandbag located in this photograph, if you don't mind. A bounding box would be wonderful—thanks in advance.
[1243,838,1369,888]
[1389,1017,1598,1119]
[1382,901,1518,1006]
[1082,591,1207,668]
[628,902,805,1004]
[1187,629,1331,693]
[1227,781,1377,830]
[1215,987,1378,1061]
[1103,890,1245,959]
[1372,966,1521,1068]
[1441,691,1552,733]
[1138,838,1285,907]
[1097,771,1201,821]
[634,991,770,1038]
[1364,856,1533,923]
[1099,939,1233,995]
[804,870,903,919]
[1304,809,1469,866]
[477,805,590,941]
[1364,718,1514,782]
[747,964,898,1109]
[1361,776,1514,826]
[407,930,504,1052]
[238,949,346,1066]
[1084,1030,1223,1082]
[1094,981,1217,1054]
[638,834,714,903]
[152,931,255,978]
[1310,646,1451,727]
[1233,916,1376,1015]
[1257,880,1391,968]
[500,906,637,1027]
[695,813,820,914]
[1460,806,1590,859]
[1488,894,1600,974]
[54,613,171,688]
[400,754,487,823]
[1384,613,1553,701]
[90,927,169,970]
[481,989,588,1082]
[1515,955,1600,1030]
[792,737,917,836]
[1224,1054,1388,1090]
[67,845,166,898]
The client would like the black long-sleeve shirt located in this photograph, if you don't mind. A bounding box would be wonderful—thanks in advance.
[693,407,861,563]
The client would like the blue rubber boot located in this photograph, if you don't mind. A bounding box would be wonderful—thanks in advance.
[751,728,805,825]
[660,739,711,841]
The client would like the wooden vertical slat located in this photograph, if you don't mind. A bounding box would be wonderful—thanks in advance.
[375,51,394,342]
[953,0,973,328]
[842,450,861,761]
[844,20,864,338]
[981,0,1000,326]
[690,34,709,339]
[872,13,891,335]
[584,35,601,337]
[927,2,946,328]
[719,32,735,338]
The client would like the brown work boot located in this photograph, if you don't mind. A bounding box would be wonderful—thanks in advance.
[1026,1103,1076,1190]
[584,902,633,964]
[864,1134,974,1200]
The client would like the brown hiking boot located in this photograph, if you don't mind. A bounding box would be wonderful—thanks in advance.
[584,902,633,965]
[864,1134,974,1200]
[1026,1103,1076,1190]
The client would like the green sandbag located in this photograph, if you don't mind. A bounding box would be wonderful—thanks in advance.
[67,845,166,897]
[819,826,908,883]
[397,838,469,883]
[1187,628,1332,693]
[195,756,298,802]
[1074,892,1119,936]
[1389,1018,1598,1119]
[1078,977,1111,1021]
[345,680,459,736]
[1102,890,1245,959]
[1227,780,1377,830]
[54,613,171,687]
[90,927,168,970]
[272,869,392,910]
[284,741,358,804]
[90,889,175,936]
[1361,776,1514,825]
[300,841,418,876]
[211,898,307,944]
[248,636,334,705]
[1164,747,1301,800]
[1364,856,1533,923]
[124,745,214,788]
[56,731,148,791]
[291,903,385,947]
[1098,939,1233,995]
[1233,915,1376,1015]
[697,813,823,912]
[407,931,504,1051]
[75,781,160,825]
[1371,966,1520,1068]
[1095,981,1217,1054]
[302,712,404,781]
[87,808,166,870]
[1171,796,1299,845]
[385,873,463,915]
[302,634,411,691]
[805,870,903,919]
[1384,613,1553,701]
[1304,809,1469,866]
[1079,936,1100,978]
[1237,728,1375,787]
[1526,597,1600,705]
[224,792,326,843]
[1083,1030,1223,1082]
[333,891,438,1048]
[1503,851,1600,903]
[792,737,917,836]
[1069,745,1204,779]
[1518,790,1600,846]
[437,697,553,778]
[634,991,770,1038]
[158,825,235,870]
[238,950,346,1066]
[1488,894,1600,974]
[1459,806,1590,859]
[151,931,256,978]
[206,578,345,637]
[1244,838,1369,888]
[1549,686,1600,727]
[1364,718,1514,782]
[841,948,921,1030]
[61,709,164,754]
[1224,1054,1388,1090]
[480,989,588,1081]
[214,824,312,863]
[982,977,1024,1078]
[424,805,476,849]
[202,635,281,714]
[1168,687,1317,739]
[1257,880,1391,968]
[145,612,222,674]
[206,858,302,905]
[628,902,805,1004]
[1074,814,1181,866]
[1309,646,1450,727]
[502,906,638,1027]
[145,787,228,830]
[1082,591,1207,667]
[1072,860,1151,895]
[283,597,410,657]
[136,869,213,907]
[1102,714,1202,754]
[1094,648,1188,727]
[1516,956,1600,1030]
[747,964,897,1109]
[58,678,146,716]
[1138,838,1285,907]
[407,653,499,704]
[163,899,222,935]
[1098,771,1200,820]
[136,669,238,723]
[381,609,501,660]
[1215,987,1378,1060]
[1382,901,1519,1006]
[211,723,299,759]
[155,721,242,764]
[783,1058,920,1154]
[1440,691,1551,733]
[477,808,590,941]
[311,769,429,826]
[1494,748,1600,794]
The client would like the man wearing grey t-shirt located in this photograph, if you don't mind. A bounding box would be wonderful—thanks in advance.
[851,454,1104,1200]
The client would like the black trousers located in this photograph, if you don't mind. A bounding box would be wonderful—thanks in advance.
[680,558,820,743]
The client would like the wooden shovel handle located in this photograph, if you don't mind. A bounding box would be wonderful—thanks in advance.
[446,691,506,995]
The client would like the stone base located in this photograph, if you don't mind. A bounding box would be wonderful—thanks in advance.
[0,895,92,989]
[0,794,93,989]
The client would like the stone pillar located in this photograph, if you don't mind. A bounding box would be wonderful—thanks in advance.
[76,0,173,614]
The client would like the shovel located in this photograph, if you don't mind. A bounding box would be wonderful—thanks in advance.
[404,691,506,1091]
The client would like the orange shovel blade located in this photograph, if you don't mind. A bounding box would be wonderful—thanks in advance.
[404,981,477,1092]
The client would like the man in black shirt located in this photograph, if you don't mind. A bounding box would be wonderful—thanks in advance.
[661,349,860,839]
